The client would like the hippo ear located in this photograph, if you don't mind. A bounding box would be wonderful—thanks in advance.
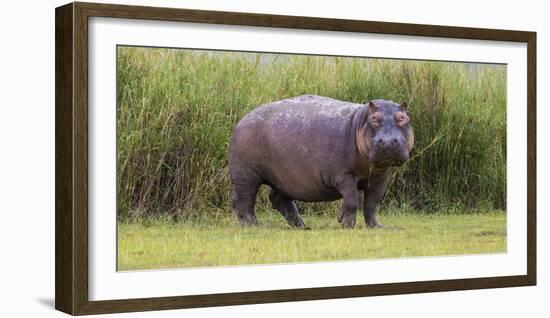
[367,101,378,113]
[407,128,415,152]
[400,102,408,110]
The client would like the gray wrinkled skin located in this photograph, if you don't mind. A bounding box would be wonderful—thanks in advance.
[229,95,414,229]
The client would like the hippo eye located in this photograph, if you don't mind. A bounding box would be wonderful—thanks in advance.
[395,112,407,126]
[370,116,379,128]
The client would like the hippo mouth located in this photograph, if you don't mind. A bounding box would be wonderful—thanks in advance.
[372,158,406,168]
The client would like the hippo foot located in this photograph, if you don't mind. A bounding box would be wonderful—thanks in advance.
[337,211,344,223]
[339,214,357,229]
[286,215,307,229]
[290,223,310,230]
[366,219,383,228]
[238,215,258,227]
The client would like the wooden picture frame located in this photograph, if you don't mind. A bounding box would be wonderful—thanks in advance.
[55,1,536,315]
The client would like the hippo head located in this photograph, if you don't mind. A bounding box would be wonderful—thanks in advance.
[357,99,414,167]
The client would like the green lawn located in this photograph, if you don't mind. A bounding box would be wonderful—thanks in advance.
[117,210,506,271]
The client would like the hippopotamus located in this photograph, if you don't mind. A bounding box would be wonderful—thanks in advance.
[229,95,414,229]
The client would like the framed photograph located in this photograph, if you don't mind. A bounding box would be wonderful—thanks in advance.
[55,2,536,315]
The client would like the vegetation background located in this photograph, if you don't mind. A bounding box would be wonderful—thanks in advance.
[116,46,506,221]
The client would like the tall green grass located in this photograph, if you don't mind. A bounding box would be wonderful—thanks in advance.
[116,47,506,220]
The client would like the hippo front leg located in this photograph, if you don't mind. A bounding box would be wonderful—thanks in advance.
[336,175,359,229]
[363,175,390,228]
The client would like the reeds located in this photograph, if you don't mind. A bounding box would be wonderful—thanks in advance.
[116,47,506,220]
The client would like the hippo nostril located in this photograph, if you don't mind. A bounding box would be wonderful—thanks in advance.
[391,138,399,145]
[377,139,385,145]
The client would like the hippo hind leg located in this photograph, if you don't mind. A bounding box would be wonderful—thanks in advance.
[269,188,307,229]
[231,179,261,226]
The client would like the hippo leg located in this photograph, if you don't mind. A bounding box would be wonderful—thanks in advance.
[335,175,359,229]
[231,180,261,226]
[363,176,390,228]
[269,188,307,228]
